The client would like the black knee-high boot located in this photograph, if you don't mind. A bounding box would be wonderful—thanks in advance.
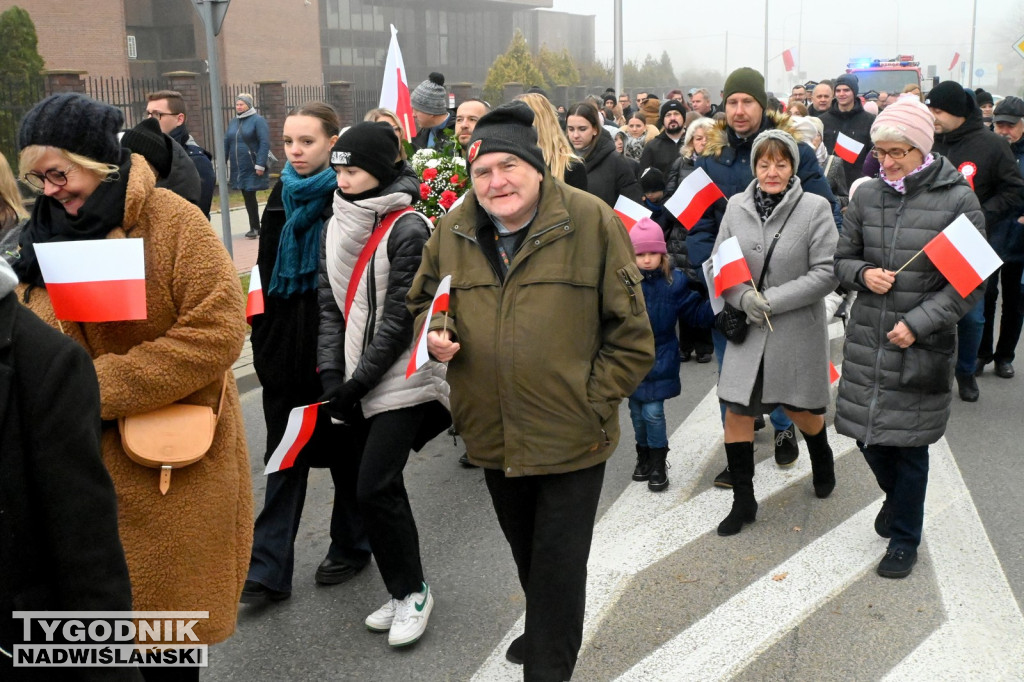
[717,441,756,536]
[801,426,835,498]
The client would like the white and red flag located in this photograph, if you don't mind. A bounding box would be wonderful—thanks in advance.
[264,403,320,475]
[948,52,961,72]
[829,362,841,384]
[834,133,865,164]
[613,194,651,231]
[712,236,753,294]
[782,48,798,73]
[664,167,726,230]
[407,274,451,378]
[34,239,147,322]
[246,267,264,324]
[923,214,1002,298]
[379,24,417,142]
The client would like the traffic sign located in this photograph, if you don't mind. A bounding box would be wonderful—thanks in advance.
[1014,33,1024,60]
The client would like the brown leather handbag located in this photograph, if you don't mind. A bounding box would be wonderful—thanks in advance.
[119,374,229,495]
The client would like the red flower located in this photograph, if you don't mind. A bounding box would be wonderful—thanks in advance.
[439,190,458,210]
[449,174,460,184]
[423,167,438,181]
[419,183,431,200]
[429,215,437,223]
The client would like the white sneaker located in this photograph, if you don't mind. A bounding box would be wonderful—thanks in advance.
[387,583,433,647]
[365,598,398,632]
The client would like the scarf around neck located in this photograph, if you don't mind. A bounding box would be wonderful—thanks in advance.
[881,153,935,194]
[14,151,131,289]
[268,162,337,297]
[753,176,795,223]
[237,107,256,119]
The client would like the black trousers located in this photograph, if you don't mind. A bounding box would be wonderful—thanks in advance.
[242,189,261,234]
[357,404,430,599]
[980,262,1024,363]
[484,462,606,682]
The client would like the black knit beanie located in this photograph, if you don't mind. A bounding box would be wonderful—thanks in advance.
[722,67,767,111]
[974,88,994,107]
[640,167,666,193]
[466,101,546,175]
[18,93,123,164]
[834,73,860,97]
[330,122,401,185]
[121,117,173,178]
[660,99,686,122]
[925,81,976,118]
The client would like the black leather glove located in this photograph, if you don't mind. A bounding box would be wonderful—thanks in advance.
[318,370,346,402]
[321,377,369,424]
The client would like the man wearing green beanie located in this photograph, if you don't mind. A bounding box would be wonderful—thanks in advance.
[687,66,843,489]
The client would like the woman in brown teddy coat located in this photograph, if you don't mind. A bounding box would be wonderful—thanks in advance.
[13,93,251,669]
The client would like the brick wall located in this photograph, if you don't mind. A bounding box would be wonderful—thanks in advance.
[2,0,130,79]
[218,0,324,87]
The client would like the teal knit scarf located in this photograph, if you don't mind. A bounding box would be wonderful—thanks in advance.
[268,163,337,297]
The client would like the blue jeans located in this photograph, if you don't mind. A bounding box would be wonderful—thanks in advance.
[859,443,930,551]
[956,298,985,375]
[629,398,668,449]
[712,328,792,431]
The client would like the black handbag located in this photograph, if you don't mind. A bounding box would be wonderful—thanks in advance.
[714,193,803,343]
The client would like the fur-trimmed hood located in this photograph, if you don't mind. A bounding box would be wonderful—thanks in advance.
[702,110,807,160]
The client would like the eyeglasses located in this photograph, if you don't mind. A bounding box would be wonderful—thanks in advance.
[871,147,914,160]
[144,110,176,120]
[23,164,76,191]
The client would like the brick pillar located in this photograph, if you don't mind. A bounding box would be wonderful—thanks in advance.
[256,81,286,179]
[328,81,354,128]
[44,70,86,96]
[450,82,473,108]
[162,71,205,148]
[502,82,524,105]
[553,85,568,109]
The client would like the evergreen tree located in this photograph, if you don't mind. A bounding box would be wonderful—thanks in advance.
[536,46,580,89]
[0,6,45,166]
[483,30,547,105]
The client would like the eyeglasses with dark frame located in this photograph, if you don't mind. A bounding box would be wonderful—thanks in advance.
[23,164,77,191]
[144,110,177,120]
[870,147,914,160]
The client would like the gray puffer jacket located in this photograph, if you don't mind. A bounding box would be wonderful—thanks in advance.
[834,155,984,447]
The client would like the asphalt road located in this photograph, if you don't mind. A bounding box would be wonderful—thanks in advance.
[206,327,1024,681]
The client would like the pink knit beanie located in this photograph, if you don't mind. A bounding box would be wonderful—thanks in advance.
[629,217,667,255]
[870,96,935,155]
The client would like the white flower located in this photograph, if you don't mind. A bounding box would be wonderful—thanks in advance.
[453,157,467,167]
[426,159,440,168]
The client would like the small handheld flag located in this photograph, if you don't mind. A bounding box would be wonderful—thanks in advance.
[264,403,320,475]
[782,48,797,73]
[246,267,264,324]
[712,236,753,294]
[663,167,725,230]
[922,214,1002,298]
[35,239,147,322]
[613,195,651,231]
[407,274,452,378]
[834,133,865,164]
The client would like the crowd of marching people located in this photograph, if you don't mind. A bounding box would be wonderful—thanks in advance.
[0,61,1021,681]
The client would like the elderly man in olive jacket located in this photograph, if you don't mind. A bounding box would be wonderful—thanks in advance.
[408,102,654,682]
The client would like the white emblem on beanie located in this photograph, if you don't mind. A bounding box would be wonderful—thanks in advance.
[331,151,351,166]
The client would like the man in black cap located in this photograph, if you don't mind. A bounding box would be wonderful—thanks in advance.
[819,73,875,188]
[927,80,1024,400]
[408,101,653,682]
[978,95,1024,379]
[639,99,687,175]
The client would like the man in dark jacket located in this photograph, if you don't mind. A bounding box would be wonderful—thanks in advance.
[979,96,1024,379]
[409,102,653,682]
[639,99,687,175]
[122,118,202,210]
[927,81,1024,401]
[146,90,215,218]
[819,73,875,188]
[410,72,455,150]
[691,67,842,482]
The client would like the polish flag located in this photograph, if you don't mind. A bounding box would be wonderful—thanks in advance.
[664,167,726,230]
[34,239,147,322]
[407,274,451,378]
[613,195,651,231]
[782,48,797,72]
[834,133,865,164]
[829,362,841,384]
[712,236,753,294]
[923,214,1003,298]
[246,267,264,324]
[379,25,417,142]
[948,52,961,72]
[264,403,320,475]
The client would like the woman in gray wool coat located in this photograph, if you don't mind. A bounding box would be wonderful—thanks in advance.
[714,129,839,537]
[834,97,984,580]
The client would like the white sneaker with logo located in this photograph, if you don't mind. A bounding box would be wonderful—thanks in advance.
[387,582,434,647]
[365,598,398,632]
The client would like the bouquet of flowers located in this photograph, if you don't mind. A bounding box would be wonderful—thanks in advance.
[408,138,470,223]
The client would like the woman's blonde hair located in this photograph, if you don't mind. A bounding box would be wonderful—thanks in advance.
[0,151,27,221]
[516,92,582,182]
[19,145,119,191]
[682,117,716,159]
[363,107,407,159]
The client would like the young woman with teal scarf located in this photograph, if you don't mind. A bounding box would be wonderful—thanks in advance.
[243,102,372,604]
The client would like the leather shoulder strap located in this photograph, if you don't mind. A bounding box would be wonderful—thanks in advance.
[757,192,803,290]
